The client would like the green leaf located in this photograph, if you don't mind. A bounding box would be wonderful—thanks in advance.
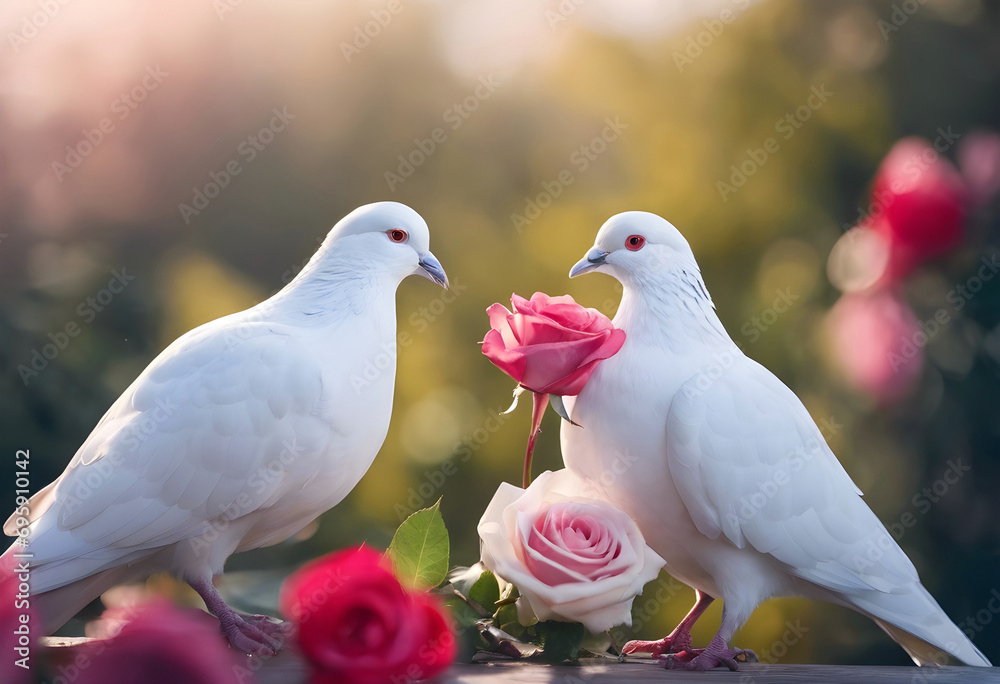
[468,570,500,613]
[441,594,482,629]
[494,602,528,641]
[534,621,585,664]
[388,498,450,590]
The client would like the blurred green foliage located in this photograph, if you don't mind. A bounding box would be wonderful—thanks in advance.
[1,0,998,666]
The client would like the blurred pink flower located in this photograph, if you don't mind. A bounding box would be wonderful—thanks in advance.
[77,601,241,684]
[957,130,1000,209]
[826,289,924,403]
[867,137,967,279]
[0,575,35,684]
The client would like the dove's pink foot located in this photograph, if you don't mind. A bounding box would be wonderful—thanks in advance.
[190,578,286,656]
[622,590,713,658]
[658,634,758,671]
[242,613,291,641]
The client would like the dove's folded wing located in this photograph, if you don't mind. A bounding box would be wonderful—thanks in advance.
[7,317,336,588]
[667,358,918,595]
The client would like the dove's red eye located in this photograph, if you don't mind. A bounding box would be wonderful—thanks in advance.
[388,229,408,243]
[626,235,645,251]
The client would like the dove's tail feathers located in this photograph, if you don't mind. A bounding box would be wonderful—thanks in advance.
[845,584,991,667]
[31,566,133,634]
[2,533,168,634]
[1,540,133,634]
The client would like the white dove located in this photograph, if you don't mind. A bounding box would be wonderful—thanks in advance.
[2,201,448,655]
[561,211,990,670]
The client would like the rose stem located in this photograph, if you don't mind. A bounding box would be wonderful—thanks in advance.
[523,391,549,489]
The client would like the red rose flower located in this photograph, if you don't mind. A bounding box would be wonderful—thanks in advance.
[482,292,625,395]
[868,137,967,279]
[280,547,455,684]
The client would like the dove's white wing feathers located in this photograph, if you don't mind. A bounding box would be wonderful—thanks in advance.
[667,358,915,593]
[667,356,989,666]
[11,314,344,593]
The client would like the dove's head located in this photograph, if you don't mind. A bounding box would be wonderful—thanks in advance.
[569,211,697,287]
[321,201,449,288]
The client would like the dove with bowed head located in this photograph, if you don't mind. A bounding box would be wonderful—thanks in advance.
[560,211,990,670]
[2,202,448,655]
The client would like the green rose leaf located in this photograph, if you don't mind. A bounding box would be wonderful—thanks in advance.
[388,498,450,590]
[494,602,528,641]
[468,570,500,613]
[534,621,585,664]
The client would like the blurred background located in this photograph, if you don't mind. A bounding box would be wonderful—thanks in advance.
[1,0,999,666]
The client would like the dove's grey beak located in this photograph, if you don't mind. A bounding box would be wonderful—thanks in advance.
[569,248,610,278]
[417,252,449,289]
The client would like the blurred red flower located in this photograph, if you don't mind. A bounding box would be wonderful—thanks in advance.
[867,137,968,279]
[826,289,923,403]
[76,600,241,684]
[0,575,35,684]
[280,547,455,684]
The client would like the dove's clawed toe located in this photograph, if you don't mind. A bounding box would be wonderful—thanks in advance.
[241,613,291,641]
[220,612,285,656]
[622,633,691,658]
[655,635,757,671]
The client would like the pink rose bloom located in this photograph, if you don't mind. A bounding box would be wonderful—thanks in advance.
[868,137,967,279]
[482,293,626,396]
[826,290,923,403]
[479,470,664,633]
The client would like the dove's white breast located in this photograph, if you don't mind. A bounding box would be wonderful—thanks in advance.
[562,334,785,601]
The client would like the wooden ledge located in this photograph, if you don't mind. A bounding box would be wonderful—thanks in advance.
[42,638,1000,683]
